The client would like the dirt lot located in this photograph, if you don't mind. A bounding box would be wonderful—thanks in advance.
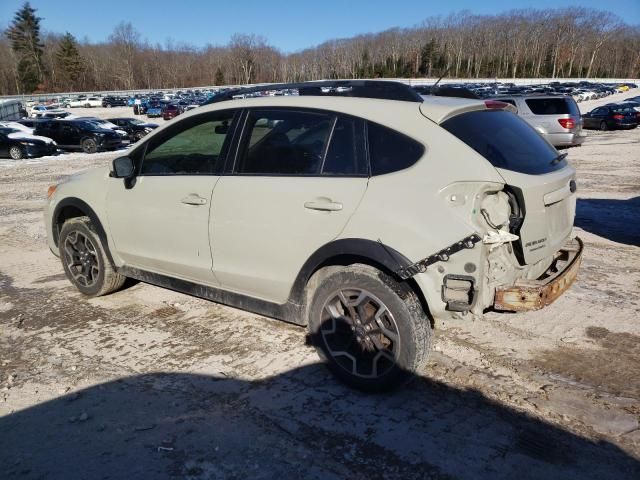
[1,92,639,479]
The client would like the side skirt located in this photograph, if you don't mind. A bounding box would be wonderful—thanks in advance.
[118,266,306,326]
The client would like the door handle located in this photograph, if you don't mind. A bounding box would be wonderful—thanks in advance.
[304,199,343,211]
[181,194,208,206]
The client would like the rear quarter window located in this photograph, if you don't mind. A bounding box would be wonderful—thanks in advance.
[368,122,424,175]
[442,110,564,175]
[525,98,579,116]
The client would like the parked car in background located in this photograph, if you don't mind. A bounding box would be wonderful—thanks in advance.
[35,109,73,120]
[34,119,123,153]
[0,126,58,159]
[162,104,181,120]
[106,117,158,142]
[30,105,48,117]
[102,96,128,108]
[582,105,639,130]
[76,117,129,141]
[145,101,163,118]
[491,95,585,148]
[67,96,88,108]
[67,96,102,108]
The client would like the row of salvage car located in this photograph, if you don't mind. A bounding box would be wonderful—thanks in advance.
[0,117,158,159]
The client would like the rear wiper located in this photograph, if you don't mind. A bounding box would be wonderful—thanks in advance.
[550,152,568,166]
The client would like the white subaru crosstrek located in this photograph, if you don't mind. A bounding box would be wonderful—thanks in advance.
[44,81,582,391]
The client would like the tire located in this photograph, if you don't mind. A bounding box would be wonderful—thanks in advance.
[134,131,145,142]
[9,146,24,160]
[81,138,97,154]
[307,264,432,392]
[600,121,608,131]
[59,216,126,297]
[84,103,90,108]
[106,104,112,108]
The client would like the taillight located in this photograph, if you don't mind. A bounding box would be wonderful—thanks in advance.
[558,118,575,129]
[484,100,510,110]
[613,114,624,120]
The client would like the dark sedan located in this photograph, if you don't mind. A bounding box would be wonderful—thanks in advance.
[582,105,639,130]
[0,127,58,160]
[107,118,159,142]
[102,96,128,108]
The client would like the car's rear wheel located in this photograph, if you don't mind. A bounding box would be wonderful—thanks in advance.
[307,264,432,392]
[59,217,126,297]
[81,138,97,154]
[9,146,24,160]
[600,121,608,131]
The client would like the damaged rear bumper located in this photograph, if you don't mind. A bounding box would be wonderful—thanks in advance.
[493,237,583,312]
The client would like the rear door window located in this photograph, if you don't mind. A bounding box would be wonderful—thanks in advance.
[525,98,579,116]
[442,110,564,175]
[236,109,333,175]
[322,115,367,176]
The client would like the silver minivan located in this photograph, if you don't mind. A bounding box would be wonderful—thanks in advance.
[492,95,586,148]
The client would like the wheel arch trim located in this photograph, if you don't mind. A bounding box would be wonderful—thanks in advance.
[52,197,116,268]
[287,238,413,307]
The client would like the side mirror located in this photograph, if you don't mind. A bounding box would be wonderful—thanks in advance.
[111,156,135,178]
[214,123,229,134]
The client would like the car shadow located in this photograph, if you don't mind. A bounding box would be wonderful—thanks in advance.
[575,197,640,246]
[1,366,638,479]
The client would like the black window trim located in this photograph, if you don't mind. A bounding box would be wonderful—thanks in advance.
[135,108,241,177]
[227,106,370,178]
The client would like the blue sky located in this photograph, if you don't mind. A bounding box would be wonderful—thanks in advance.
[2,0,638,52]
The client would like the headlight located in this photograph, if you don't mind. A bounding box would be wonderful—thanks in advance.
[19,141,36,146]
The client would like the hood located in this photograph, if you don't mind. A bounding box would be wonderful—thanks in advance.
[8,132,57,145]
[65,166,112,186]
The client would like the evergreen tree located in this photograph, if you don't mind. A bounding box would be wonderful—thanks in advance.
[5,2,46,93]
[56,32,84,90]
[214,67,225,86]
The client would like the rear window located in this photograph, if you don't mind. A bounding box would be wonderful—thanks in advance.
[525,98,579,116]
[442,110,564,175]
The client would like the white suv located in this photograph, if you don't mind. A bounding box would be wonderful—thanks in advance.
[44,81,582,391]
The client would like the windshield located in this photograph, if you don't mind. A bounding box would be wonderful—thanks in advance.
[442,110,565,175]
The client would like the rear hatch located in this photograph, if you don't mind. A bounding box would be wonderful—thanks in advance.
[524,97,583,134]
[441,109,576,265]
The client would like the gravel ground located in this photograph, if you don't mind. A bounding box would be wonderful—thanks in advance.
[0,91,639,480]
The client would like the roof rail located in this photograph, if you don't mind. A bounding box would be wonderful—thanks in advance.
[430,86,480,99]
[203,80,423,105]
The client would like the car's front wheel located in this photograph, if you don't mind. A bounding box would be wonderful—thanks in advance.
[9,146,24,160]
[307,264,432,392]
[59,217,126,297]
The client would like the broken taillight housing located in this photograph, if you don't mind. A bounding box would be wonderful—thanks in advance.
[558,118,575,129]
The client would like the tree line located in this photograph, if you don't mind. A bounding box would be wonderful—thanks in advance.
[2,2,639,95]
